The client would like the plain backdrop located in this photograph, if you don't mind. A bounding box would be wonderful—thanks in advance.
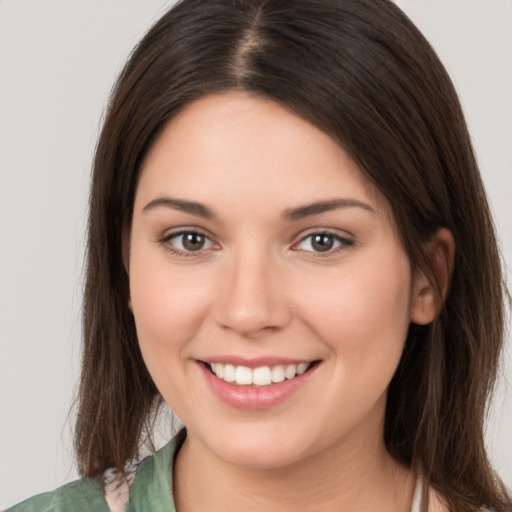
[0,0,511,508]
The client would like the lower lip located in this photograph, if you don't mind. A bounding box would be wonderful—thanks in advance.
[198,362,318,410]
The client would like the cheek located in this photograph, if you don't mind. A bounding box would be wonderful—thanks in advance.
[296,253,412,368]
[129,259,219,412]
[128,248,216,361]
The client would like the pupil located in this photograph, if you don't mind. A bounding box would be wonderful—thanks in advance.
[183,233,205,251]
[312,234,333,252]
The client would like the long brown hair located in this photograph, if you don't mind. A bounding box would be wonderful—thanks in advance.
[75,1,511,510]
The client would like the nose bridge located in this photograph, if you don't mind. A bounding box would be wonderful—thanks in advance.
[215,240,291,337]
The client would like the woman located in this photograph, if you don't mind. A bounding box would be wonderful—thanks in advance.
[6,0,511,511]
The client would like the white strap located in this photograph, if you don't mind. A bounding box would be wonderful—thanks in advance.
[103,467,135,512]
[411,477,423,512]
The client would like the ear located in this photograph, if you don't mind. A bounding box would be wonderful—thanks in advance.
[410,228,455,325]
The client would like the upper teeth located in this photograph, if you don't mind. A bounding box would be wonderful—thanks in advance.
[209,362,311,386]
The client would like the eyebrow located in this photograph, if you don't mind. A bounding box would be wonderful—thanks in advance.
[142,197,216,219]
[142,196,375,221]
[282,198,376,221]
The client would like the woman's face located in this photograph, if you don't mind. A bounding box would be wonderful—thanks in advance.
[129,93,430,469]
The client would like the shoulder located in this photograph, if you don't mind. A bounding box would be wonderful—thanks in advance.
[3,477,109,512]
[119,431,184,511]
[4,431,184,512]
[425,484,493,512]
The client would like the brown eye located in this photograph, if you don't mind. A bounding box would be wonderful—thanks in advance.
[182,232,206,251]
[296,232,354,255]
[164,231,216,254]
[311,234,335,252]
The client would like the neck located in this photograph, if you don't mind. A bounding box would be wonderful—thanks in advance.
[173,423,415,512]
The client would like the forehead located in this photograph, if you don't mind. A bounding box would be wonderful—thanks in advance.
[136,92,387,217]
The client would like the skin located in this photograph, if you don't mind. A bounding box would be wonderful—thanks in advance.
[128,92,453,511]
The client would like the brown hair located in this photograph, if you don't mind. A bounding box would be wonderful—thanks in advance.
[75,1,511,510]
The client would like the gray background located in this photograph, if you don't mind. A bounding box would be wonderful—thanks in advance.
[0,0,511,507]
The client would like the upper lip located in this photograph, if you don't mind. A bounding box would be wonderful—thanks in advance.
[198,356,317,368]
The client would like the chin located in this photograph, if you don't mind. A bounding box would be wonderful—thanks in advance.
[218,442,306,470]
[194,421,319,470]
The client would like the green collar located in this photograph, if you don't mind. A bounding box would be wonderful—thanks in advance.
[125,429,186,512]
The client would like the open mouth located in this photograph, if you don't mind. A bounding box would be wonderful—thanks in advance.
[202,360,320,387]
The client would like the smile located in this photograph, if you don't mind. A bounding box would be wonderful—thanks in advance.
[207,362,311,387]
[199,359,320,410]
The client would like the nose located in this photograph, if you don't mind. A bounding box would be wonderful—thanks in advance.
[214,247,293,339]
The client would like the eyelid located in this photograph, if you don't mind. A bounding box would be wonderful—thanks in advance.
[157,227,220,256]
[292,229,355,255]
[159,226,208,240]
[156,226,354,258]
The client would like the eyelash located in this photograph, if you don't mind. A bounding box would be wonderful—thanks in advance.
[293,231,354,257]
[157,229,354,258]
[158,228,217,258]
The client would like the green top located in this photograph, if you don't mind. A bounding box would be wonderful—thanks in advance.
[6,431,433,512]
[4,432,185,512]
